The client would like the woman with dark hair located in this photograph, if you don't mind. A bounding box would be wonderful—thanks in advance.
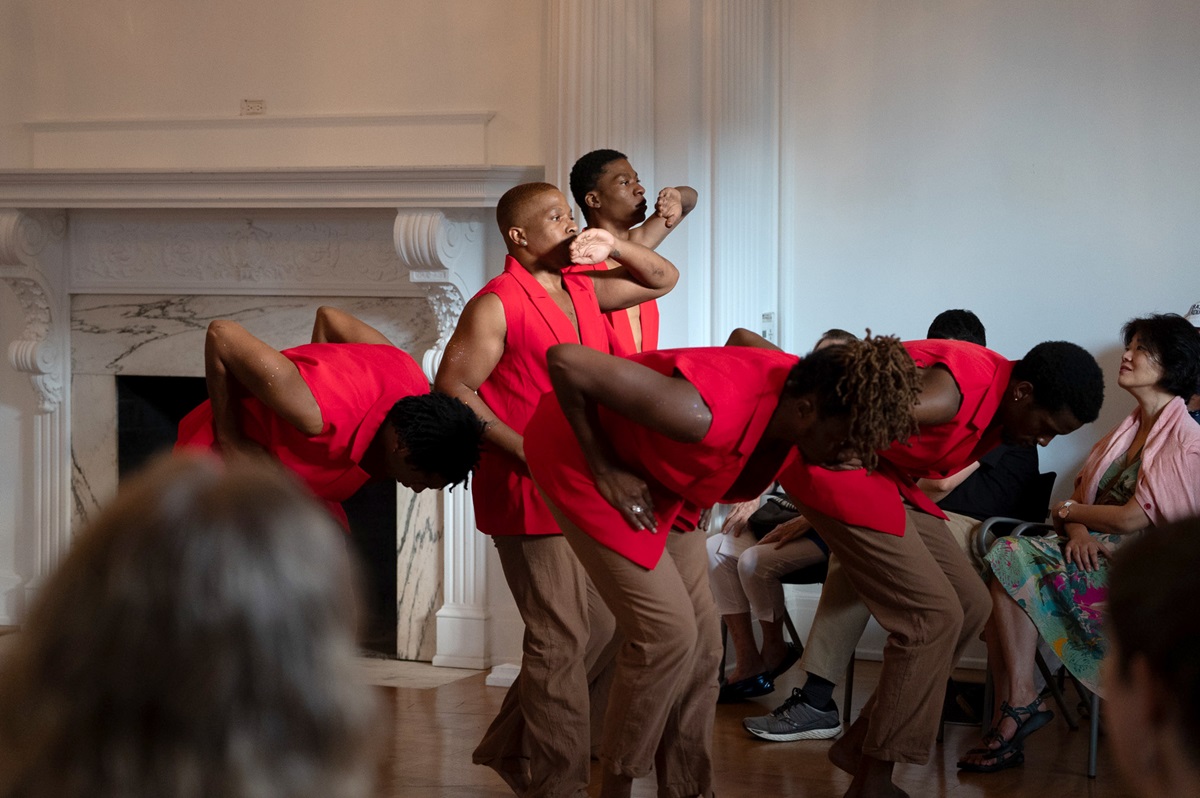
[960,313,1200,773]
[524,335,922,798]
[1104,517,1200,797]
[0,455,379,798]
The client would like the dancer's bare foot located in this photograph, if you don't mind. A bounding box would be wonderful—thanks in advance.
[829,715,868,775]
[844,755,909,798]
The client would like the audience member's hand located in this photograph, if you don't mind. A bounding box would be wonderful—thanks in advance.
[758,516,812,549]
[595,466,657,532]
[721,500,759,538]
[570,228,617,265]
[1062,526,1110,572]
[696,507,713,533]
[655,188,683,228]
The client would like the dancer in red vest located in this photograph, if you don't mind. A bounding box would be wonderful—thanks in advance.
[569,149,697,355]
[777,337,1105,798]
[524,335,922,798]
[177,306,483,528]
[434,182,678,797]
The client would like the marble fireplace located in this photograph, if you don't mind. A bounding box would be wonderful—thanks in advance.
[0,166,538,664]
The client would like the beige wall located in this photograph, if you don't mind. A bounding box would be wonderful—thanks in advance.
[11,0,545,168]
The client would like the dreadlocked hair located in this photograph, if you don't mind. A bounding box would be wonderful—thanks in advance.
[785,332,921,471]
[385,393,485,489]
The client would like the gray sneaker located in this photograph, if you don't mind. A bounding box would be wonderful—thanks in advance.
[742,688,841,741]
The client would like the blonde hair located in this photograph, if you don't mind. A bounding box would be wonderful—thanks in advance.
[0,454,379,798]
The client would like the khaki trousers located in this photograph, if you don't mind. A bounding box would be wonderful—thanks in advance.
[799,510,983,683]
[473,534,618,798]
[552,506,721,798]
[796,504,991,764]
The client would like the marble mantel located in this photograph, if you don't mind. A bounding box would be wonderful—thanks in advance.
[0,165,540,665]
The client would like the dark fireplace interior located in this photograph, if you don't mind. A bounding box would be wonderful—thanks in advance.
[116,376,398,656]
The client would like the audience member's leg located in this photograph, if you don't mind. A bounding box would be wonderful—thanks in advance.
[797,556,873,686]
[737,536,826,671]
[707,531,763,683]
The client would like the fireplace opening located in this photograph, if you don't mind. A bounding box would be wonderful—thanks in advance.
[116,376,398,656]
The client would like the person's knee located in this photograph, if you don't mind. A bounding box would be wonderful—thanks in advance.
[736,547,763,583]
[630,610,698,669]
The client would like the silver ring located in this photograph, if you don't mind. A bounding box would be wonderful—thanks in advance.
[629,504,644,514]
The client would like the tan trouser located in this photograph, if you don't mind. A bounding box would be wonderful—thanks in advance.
[797,504,991,764]
[473,534,618,798]
[799,510,983,683]
[553,509,720,798]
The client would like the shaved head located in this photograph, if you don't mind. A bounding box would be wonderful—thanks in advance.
[496,182,561,233]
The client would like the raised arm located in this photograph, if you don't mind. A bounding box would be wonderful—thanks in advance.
[431,293,524,462]
[572,228,680,313]
[310,306,393,345]
[626,185,699,249]
[205,320,323,451]
[547,343,712,530]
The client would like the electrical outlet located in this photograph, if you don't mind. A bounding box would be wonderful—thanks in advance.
[240,99,265,116]
[761,311,777,344]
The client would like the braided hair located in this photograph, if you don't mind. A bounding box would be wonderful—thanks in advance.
[786,333,921,471]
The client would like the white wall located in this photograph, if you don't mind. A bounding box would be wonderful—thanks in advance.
[782,0,1199,490]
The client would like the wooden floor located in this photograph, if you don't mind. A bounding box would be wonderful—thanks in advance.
[374,659,1136,797]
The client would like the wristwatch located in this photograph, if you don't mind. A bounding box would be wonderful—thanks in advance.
[1057,500,1075,519]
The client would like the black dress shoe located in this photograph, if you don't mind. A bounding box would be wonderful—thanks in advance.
[717,672,775,703]
[767,643,802,680]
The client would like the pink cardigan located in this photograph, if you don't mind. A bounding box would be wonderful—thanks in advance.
[1073,396,1200,526]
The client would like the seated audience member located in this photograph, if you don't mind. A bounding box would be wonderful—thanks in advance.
[707,329,857,702]
[569,148,698,354]
[1104,517,1200,798]
[0,454,379,798]
[177,306,484,527]
[1186,302,1200,424]
[925,308,986,346]
[741,312,1034,741]
[960,313,1200,773]
[525,335,923,798]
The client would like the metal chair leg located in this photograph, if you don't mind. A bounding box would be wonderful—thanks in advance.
[843,657,855,723]
[1088,691,1100,778]
[1035,651,1078,731]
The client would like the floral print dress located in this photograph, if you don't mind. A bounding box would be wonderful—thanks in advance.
[984,454,1142,696]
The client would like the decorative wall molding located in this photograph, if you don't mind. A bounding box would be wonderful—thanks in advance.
[69,209,420,298]
[0,209,72,612]
[0,166,542,210]
[24,112,499,170]
[0,209,68,414]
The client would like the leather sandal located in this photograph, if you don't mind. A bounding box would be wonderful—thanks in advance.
[958,741,1026,773]
[956,698,1053,773]
[1000,698,1054,747]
